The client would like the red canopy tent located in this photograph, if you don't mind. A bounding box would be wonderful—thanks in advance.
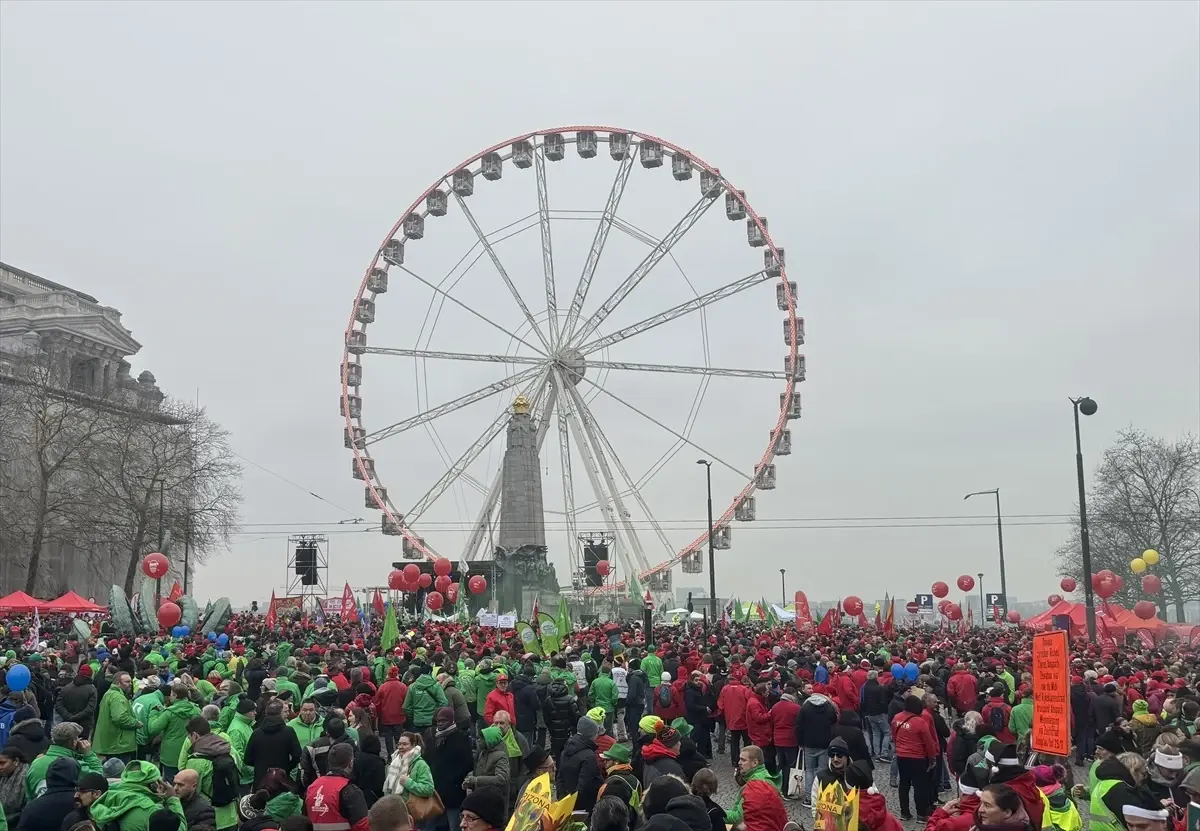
[43,591,106,613]
[1025,599,1167,637]
[0,590,50,612]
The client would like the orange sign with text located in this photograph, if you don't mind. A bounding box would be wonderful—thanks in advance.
[1031,629,1071,756]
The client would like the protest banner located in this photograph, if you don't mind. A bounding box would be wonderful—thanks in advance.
[1031,629,1071,756]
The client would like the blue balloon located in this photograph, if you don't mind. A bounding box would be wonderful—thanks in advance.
[178,626,190,637]
[207,632,217,642]
[216,634,229,648]
[890,663,904,680]
[6,664,30,693]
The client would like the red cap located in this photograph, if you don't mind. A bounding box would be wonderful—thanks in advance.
[78,665,93,677]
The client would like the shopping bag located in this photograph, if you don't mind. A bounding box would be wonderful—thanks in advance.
[788,767,806,800]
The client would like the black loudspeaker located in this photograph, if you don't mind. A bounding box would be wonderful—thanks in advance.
[295,545,317,584]
[583,542,609,588]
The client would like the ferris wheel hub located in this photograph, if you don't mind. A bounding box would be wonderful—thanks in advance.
[555,348,586,386]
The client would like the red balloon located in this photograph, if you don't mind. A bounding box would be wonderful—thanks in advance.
[596,560,611,577]
[403,564,421,582]
[142,552,169,579]
[434,557,452,577]
[1048,594,1063,606]
[434,575,451,594]
[931,581,949,599]
[469,575,487,595]
[1060,577,1077,593]
[905,601,919,614]
[157,602,181,628]
[1093,569,1118,599]
[946,605,963,621]
[446,583,459,603]
[957,575,975,592]
[417,573,432,589]
[426,591,444,611]
[1006,610,1021,624]
[843,596,864,616]
[1142,574,1162,595]
[387,570,406,591]
[1114,574,1126,591]
[1134,600,1157,620]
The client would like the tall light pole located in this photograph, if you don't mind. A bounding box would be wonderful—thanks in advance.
[965,488,1006,613]
[696,459,717,622]
[780,568,786,607]
[1071,396,1099,641]
[977,572,985,627]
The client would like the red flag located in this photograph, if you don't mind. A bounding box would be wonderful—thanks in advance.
[264,591,278,630]
[883,598,896,636]
[168,582,183,602]
[816,607,836,636]
[532,596,539,623]
[1137,630,1155,650]
[371,590,385,618]
[993,604,1001,625]
[968,605,974,626]
[857,611,869,628]
[341,582,357,623]
[794,591,814,632]
[874,605,882,631]
[1098,615,1117,646]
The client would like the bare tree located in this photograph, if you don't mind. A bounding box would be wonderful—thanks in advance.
[0,349,114,593]
[1057,429,1200,621]
[75,399,242,595]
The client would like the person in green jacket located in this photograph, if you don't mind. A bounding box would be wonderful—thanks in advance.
[272,669,301,707]
[726,746,784,826]
[1009,691,1035,746]
[225,700,256,789]
[1089,757,1142,831]
[383,732,435,798]
[148,686,202,782]
[458,661,478,716]
[640,652,663,707]
[474,661,499,720]
[25,722,104,800]
[286,701,325,748]
[88,760,186,831]
[182,719,240,831]
[404,666,449,729]
[215,681,242,733]
[999,666,1018,704]
[94,673,142,761]
[589,664,619,736]
[131,679,165,755]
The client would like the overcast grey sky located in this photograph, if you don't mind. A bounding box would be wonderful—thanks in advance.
[2,1,1197,609]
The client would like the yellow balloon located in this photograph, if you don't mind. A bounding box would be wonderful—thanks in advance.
[1131,558,1147,574]
[1143,549,1160,566]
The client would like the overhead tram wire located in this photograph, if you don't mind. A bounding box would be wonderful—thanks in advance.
[231,452,365,523]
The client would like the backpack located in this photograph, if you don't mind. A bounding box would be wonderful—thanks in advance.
[656,685,672,709]
[207,753,241,807]
[987,703,1008,732]
[0,704,18,751]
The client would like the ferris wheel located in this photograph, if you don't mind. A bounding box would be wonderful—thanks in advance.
[340,126,803,597]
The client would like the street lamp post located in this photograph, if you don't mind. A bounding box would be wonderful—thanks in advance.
[965,488,1007,613]
[696,460,717,622]
[977,573,985,627]
[1071,396,1099,641]
[780,569,786,607]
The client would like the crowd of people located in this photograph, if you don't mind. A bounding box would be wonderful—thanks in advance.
[0,609,1197,831]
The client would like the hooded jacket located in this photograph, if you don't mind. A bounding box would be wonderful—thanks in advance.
[858,788,905,831]
[769,695,800,747]
[832,710,873,765]
[946,672,979,715]
[53,678,97,733]
[925,791,980,831]
[891,707,936,759]
[508,676,541,733]
[15,757,78,831]
[543,682,578,748]
[5,719,48,765]
[372,679,407,727]
[725,764,786,831]
[148,699,202,773]
[184,732,240,830]
[717,682,750,731]
[471,728,511,815]
[625,670,648,719]
[403,675,449,729]
[245,717,303,790]
[92,687,139,757]
[89,761,187,831]
[589,672,619,715]
[24,746,102,802]
[643,794,711,831]
[861,678,892,717]
[641,740,685,787]
[1091,758,1140,831]
[795,693,837,750]
[557,733,604,811]
[746,694,772,748]
[284,715,324,748]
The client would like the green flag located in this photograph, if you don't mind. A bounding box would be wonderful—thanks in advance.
[628,569,645,602]
[556,597,571,639]
[455,587,469,625]
[734,598,745,622]
[537,612,561,655]
[380,602,399,652]
[515,621,543,656]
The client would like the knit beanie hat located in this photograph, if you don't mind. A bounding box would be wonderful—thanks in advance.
[576,716,599,740]
[461,787,506,829]
[480,726,503,748]
[639,715,663,735]
[643,775,688,817]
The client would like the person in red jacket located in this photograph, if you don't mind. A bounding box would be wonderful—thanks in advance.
[652,672,684,723]
[925,765,984,831]
[484,674,517,725]
[980,686,1016,745]
[846,760,904,831]
[717,677,752,769]
[746,684,774,774]
[892,695,937,821]
[851,660,871,691]
[946,665,978,717]
[986,743,1045,829]
[769,691,801,789]
[834,670,860,713]
[372,667,407,757]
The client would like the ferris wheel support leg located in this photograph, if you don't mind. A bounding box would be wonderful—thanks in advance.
[554,383,580,577]
[558,372,653,577]
[453,193,552,354]
[534,146,558,347]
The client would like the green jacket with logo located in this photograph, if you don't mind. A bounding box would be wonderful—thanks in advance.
[94,687,140,756]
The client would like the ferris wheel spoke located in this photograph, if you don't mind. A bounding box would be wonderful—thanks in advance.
[565,375,676,565]
[364,365,543,445]
[578,269,772,356]
[561,151,636,344]
[363,347,544,367]
[576,373,751,482]
[461,378,559,562]
[399,264,547,356]
[406,369,551,527]
[570,194,718,345]
[588,360,784,380]
[534,146,559,347]
[453,193,552,353]
[552,374,580,576]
